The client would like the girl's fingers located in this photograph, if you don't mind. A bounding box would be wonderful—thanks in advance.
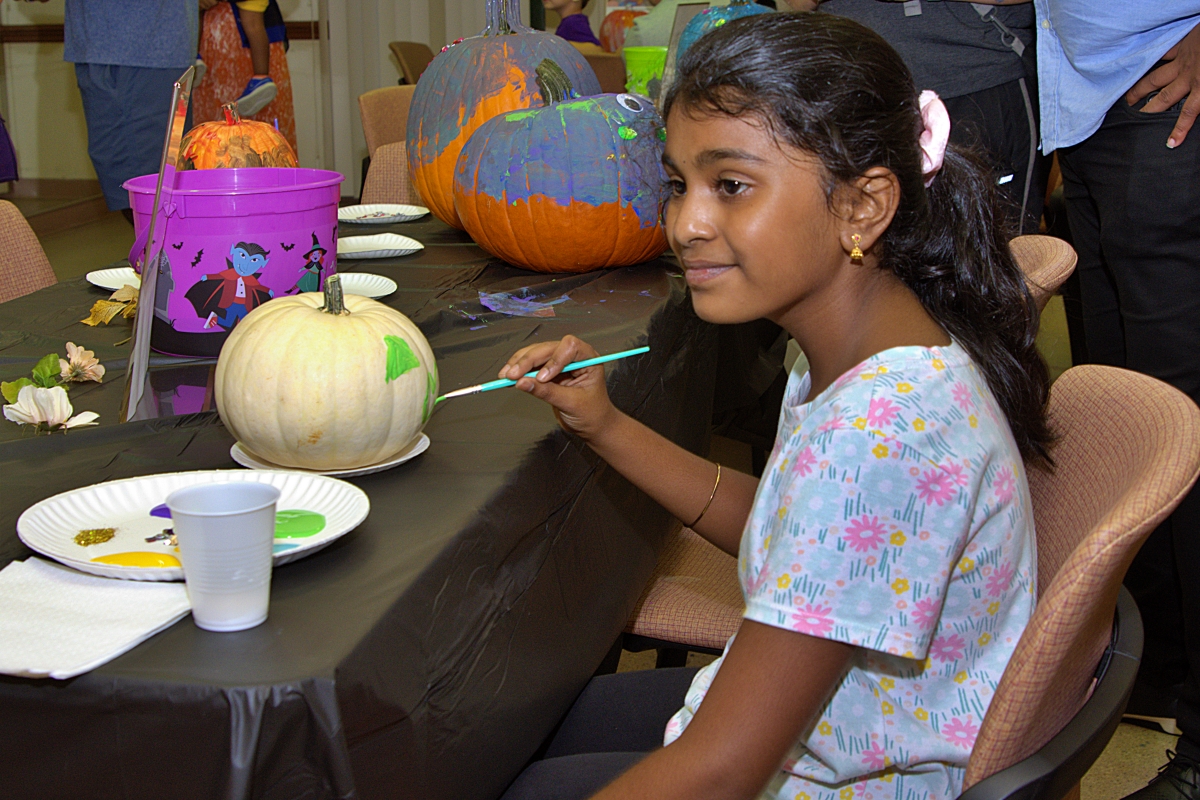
[500,337,599,381]
[499,342,561,379]
[535,336,597,382]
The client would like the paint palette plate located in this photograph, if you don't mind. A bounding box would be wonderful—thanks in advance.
[337,233,424,259]
[86,267,140,291]
[337,272,397,299]
[337,204,429,224]
[230,433,429,478]
[17,470,370,582]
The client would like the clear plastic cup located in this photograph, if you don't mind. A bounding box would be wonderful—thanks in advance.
[167,482,281,632]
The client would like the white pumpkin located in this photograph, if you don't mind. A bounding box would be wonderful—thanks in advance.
[215,276,438,470]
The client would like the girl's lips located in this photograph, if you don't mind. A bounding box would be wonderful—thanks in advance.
[684,265,735,286]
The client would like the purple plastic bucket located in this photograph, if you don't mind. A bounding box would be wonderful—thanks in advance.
[124,168,343,357]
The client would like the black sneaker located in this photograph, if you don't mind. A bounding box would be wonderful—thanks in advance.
[1124,751,1200,800]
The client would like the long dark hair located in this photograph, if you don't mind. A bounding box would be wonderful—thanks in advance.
[664,13,1053,464]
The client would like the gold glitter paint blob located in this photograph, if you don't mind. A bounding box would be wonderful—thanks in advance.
[75,528,117,547]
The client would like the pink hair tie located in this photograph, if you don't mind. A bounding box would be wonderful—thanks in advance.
[918,90,951,188]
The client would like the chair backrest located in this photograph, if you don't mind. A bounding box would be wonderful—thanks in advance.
[389,41,435,85]
[0,200,56,304]
[584,52,627,94]
[1011,235,1077,313]
[358,85,416,158]
[360,141,422,206]
[963,365,1200,788]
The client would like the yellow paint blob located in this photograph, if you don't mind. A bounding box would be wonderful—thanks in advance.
[91,552,182,568]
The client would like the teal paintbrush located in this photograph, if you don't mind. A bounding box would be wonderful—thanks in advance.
[436,346,650,404]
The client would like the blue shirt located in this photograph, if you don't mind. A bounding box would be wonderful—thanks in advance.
[1036,1,1200,152]
[64,0,198,70]
[555,13,601,46]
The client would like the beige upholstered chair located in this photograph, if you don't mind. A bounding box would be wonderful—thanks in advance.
[963,365,1200,792]
[358,85,421,206]
[0,200,56,304]
[1011,234,1077,312]
[360,141,423,206]
[389,41,435,86]
[627,365,1200,795]
[358,85,415,158]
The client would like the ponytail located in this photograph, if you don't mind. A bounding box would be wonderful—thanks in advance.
[665,12,1053,464]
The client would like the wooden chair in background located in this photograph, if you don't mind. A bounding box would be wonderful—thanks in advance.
[0,200,56,304]
[389,41,435,86]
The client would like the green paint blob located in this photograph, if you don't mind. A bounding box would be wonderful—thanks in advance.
[618,126,638,140]
[385,335,420,383]
[656,127,666,142]
[504,110,538,122]
[714,17,726,26]
[275,510,326,539]
[422,370,436,423]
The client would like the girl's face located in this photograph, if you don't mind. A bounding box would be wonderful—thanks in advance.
[662,107,847,328]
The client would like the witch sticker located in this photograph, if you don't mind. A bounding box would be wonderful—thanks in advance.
[186,242,275,330]
[291,233,327,294]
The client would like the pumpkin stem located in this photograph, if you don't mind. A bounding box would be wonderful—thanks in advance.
[535,59,574,106]
[222,102,240,126]
[484,0,532,35]
[322,274,349,315]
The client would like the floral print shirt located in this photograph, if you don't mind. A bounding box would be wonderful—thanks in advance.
[663,342,1036,800]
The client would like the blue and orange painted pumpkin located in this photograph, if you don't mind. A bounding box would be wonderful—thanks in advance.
[675,0,772,64]
[406,0,601,230]
[453,62,668,272]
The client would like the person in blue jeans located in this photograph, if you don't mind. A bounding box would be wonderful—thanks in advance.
[64,0,198,223]
[1036,4,1200,798]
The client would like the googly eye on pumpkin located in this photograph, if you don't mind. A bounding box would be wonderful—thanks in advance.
[616,94,646,113]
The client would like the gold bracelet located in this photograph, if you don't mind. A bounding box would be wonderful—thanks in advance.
[687,463,722,529]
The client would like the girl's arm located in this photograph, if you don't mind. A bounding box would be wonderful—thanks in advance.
[501,336,759,556]
[593,619,853,800]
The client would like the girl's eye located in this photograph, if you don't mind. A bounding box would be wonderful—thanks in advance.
[718,179,745,196]
[666,179,686,197]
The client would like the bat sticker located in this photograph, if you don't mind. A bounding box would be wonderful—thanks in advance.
[281,242,296,251]
[172,242,183,250]
[191,249,205,268]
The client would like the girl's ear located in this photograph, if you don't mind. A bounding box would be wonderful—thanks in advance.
[833,167,900,258]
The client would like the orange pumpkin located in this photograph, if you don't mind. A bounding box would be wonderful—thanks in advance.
[179,103,298,170]
[599,9,646,53]
[406,0,601,229]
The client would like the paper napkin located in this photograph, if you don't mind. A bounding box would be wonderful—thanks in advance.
[0,557,191,679]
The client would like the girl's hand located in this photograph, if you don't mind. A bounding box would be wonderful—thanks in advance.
[500,336,619,442]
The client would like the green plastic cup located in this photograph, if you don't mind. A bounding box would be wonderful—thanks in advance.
[623,46,668,98]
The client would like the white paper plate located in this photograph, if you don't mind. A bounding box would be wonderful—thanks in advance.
[18,470,370,582]
[230,433,429,478]
[338,203,429,224]
[337,233,423,259]
[337,272,397,299]
[86,267,140,292]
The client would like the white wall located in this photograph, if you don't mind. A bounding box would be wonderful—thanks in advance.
[0,0,329,180]
[0,0,95,180]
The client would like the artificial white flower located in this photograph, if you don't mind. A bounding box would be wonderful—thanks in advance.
[2,385,99,430]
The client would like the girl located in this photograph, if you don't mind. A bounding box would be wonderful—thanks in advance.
[500,13,1050,800]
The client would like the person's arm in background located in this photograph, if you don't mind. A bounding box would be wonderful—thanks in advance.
[1126,21,1200,148]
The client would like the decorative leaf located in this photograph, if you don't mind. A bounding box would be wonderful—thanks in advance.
[31,354,60,383]
[384,335,420,383]
[81,299,133,327]
[1,378,32,405]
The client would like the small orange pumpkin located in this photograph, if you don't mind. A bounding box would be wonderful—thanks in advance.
[179,103,298,170]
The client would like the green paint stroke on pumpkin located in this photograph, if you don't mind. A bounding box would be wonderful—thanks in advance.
[422,370,436,423]
[385,335,420,383]
[656,127,666,142]
[275,510,326,539]
[505,110,539,122]
[618,126,638,140]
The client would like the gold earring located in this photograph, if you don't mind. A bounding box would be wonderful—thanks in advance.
[850,234,864,261]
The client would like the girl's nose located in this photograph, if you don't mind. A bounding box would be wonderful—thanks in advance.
[667,193,716,249]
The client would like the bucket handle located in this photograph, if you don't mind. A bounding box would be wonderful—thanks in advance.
[128,201,177,274]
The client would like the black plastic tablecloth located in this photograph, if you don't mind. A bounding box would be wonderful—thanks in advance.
[0,219,724,799]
